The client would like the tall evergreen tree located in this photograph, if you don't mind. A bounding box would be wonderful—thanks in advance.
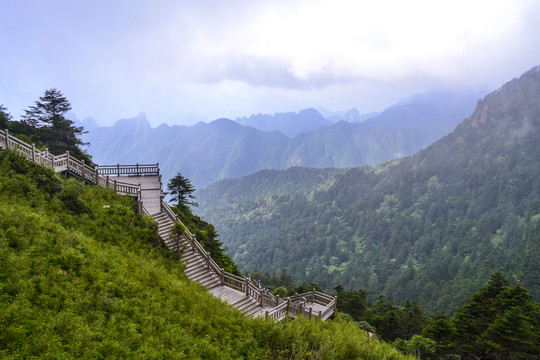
[0,104,11,129]
[167,172,198,208]
[452,272,540,359]
[21,88,88,160]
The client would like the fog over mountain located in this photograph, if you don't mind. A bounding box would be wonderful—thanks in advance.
[196,65,540,312]
[235,108,331,137]
[81,89,481,189]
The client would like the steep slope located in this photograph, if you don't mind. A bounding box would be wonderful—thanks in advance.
[0,150,411,359]
[198,66,540,312]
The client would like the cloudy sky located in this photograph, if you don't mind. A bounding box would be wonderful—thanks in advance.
[1,0,539,126]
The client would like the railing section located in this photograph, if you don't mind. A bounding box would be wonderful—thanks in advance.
[97,163,160,177]
[159,199,336,321]
[0,128,142,203]
[1,128,337,322]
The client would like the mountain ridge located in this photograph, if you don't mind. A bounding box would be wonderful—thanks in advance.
[196,65,540,312]
[83,90,478,188]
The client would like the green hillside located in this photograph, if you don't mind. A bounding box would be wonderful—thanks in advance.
[0,150,411,359]
[198,66,540,313]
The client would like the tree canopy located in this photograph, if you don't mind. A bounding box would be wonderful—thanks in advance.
[0,104,11,129]
[20,88,88,159]
[167,172,198,208]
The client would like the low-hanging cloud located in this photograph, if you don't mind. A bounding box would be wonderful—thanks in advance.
[197,55,359,89]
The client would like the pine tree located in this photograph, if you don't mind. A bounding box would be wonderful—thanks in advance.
[0,104,11,129]
[167,172,198,208]
[21,88,88,160]
[452,272,540,359]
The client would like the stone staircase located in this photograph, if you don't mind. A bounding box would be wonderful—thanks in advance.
[153,210,263,317]
[1,127,337,321]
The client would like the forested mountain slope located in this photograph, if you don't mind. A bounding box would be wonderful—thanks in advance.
[196,167,348,210]
[198,66,540,313]
[0,150,411,359]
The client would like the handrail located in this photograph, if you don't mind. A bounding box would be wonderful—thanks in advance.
[160,199,276,302]
[97,163,159,177]
[1,128,336,322]
[0,128,142,200]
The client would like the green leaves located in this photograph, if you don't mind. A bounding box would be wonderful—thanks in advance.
[167,172,198,208]
[0,150,417,359]
[452,273,540,359]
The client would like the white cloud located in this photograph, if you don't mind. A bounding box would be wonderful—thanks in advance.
[0,0,539,123]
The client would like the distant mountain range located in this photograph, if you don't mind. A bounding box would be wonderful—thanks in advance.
[196,66,540,312]
[235,108,331,137]
[82,90,481,189]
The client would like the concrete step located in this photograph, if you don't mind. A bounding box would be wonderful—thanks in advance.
[233,296,257,312]
[184,259,207,274]
[244,303,263,317]
[181,250,201,264]
[189,268,216,283]
[199,275,221,289]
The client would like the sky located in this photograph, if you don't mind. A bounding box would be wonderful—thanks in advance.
[1,0,539,127]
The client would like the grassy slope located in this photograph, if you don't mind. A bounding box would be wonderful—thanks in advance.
[0,151,411,359]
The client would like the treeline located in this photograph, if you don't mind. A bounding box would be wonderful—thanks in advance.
[198,66,540,313]
[252,269,540,359]
[1,89,89,162]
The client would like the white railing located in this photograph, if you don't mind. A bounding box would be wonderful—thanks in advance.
[159,198,336,321]
[97,163,159,177]
[1,128,336,322]
[0,128,142,205]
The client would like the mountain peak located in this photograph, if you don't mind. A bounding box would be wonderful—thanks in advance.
[468,65,540,128]
[113,113,151,131]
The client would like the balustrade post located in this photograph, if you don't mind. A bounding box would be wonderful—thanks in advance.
[245,276,250,296]
[276,294,280,306]
[31,143,35,163]
[319,310,322,319]
[220,268,224,286]
[81,159,85,179]
[205,251,211,269]
[136,163,139,176]
[5,129,9,149]
[299,302,303,317]
[106,175,110,188]
[286,298,290,315]
[117,163,120,176]
[309,306,312,319]
[45,149,52,168]
[114,179,117,192]
[260,288,263,306]
[95,165,99,185]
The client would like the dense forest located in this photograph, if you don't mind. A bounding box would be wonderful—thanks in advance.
[198,66,540,313]
[252,270,540,359]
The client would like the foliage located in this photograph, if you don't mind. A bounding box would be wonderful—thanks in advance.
[0,149,414,359]
[11,89,90,162]
[451,272,540,359]
[0,104,12,129]
[167,172,198,208]
[198,66,540,313]
[171,203,240,275]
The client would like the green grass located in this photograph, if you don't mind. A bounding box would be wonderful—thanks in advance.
[0,150,412,359]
